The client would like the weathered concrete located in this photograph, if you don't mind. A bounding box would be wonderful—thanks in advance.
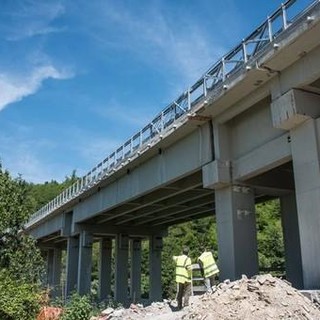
[114,234,129,304]
[215,186,259,280]
[290,118,320,289]
[98,238,112,301]
[130,238,142,302]
[280,193,303,289]
[65,237,79,296]
[77,231,93,295]
[51,248,62,298]
[149,235,163,301]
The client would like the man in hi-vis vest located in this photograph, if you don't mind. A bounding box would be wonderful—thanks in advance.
[172,247,192,310]
[198,247,219,293]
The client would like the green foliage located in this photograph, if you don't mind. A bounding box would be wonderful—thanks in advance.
[61,293,93,320]
[0,269,41,320]
[0,166,44,283]
[256,200,285,271]
[28,170,78,212]
[0,166,44,319]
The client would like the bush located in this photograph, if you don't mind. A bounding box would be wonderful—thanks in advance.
[61,293,93,320]
[0,270,41,320]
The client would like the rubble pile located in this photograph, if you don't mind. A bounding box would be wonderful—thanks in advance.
[93,274,320,320]
[92,301,182,320]
[184,274,320,320]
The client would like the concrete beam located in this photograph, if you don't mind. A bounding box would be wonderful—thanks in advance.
[271,89,320,130]
[97,171,203,224]
[116,189,213,225]
[202,160,231,189]
[139,197,214,226]
[73,127,212,224]
[233,134,291,181]
[28,214,63,240]
[74,224,167,237]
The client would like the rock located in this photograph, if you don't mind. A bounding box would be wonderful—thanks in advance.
[36,307,62,320]
[101,307,114,316]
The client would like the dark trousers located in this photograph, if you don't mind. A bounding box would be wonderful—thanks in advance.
[177,282,191,309]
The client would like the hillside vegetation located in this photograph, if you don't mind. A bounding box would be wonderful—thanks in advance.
[0,166,284,318]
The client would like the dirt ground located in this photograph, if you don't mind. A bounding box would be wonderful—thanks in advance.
[93,274,320,320]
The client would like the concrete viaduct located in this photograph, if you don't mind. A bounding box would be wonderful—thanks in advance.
[25,0,320,304]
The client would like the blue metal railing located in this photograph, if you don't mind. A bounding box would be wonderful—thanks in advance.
[25,0,318,228]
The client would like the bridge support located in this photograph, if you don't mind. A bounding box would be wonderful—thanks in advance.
[47,249,54,288]
[130,238,142,303]
[291,118,320,289]
[65,236,79,297]
[77,231,93,295]
[98,238,112,301]
[51,248,62,298]
[272,89,320,289]
[149,235,163,301]
[280,193,303,289]
[215,185,259,280]
[115,234,129,305]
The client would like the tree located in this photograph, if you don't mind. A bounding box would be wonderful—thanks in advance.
[0,165,44,319]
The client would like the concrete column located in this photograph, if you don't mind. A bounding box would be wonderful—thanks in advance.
[77,230,93,295]
[115,234,129,304]
[215,185,258,280]
[65,236,79,296]
[149,235,163,302]
[98,238,112,301]
[47,249,54,287]
[130,238,142,303]
[291,118,320,289]
[280,193,303,289]
[52,248,62,298]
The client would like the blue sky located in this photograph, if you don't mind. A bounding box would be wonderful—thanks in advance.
[0,0,289,183]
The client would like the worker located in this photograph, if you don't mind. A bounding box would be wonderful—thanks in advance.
[172,247,192,310]
[198,247,219,293]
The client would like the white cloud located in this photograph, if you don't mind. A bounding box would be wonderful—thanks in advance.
[0,65,72,111]
[84,2,226,85]
[4,1,65,41]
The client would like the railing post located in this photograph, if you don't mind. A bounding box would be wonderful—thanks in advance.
[267,17,273,41]
[222,57,226,82]
[203,77,207,97]
[282,3,288,29]
[242,40,248,63]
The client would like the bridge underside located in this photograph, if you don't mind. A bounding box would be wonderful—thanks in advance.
[38,160,294,245]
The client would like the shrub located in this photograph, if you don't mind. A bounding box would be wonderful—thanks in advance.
[0,270,41,320]
[61,293,92,320]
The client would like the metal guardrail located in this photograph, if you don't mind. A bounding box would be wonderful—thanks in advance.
[26,0,318,228]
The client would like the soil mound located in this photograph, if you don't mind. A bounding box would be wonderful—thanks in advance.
[94,274,320,320]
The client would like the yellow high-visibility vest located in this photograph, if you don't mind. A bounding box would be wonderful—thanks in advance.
[173,254,192,283]
[198,251,219,278]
